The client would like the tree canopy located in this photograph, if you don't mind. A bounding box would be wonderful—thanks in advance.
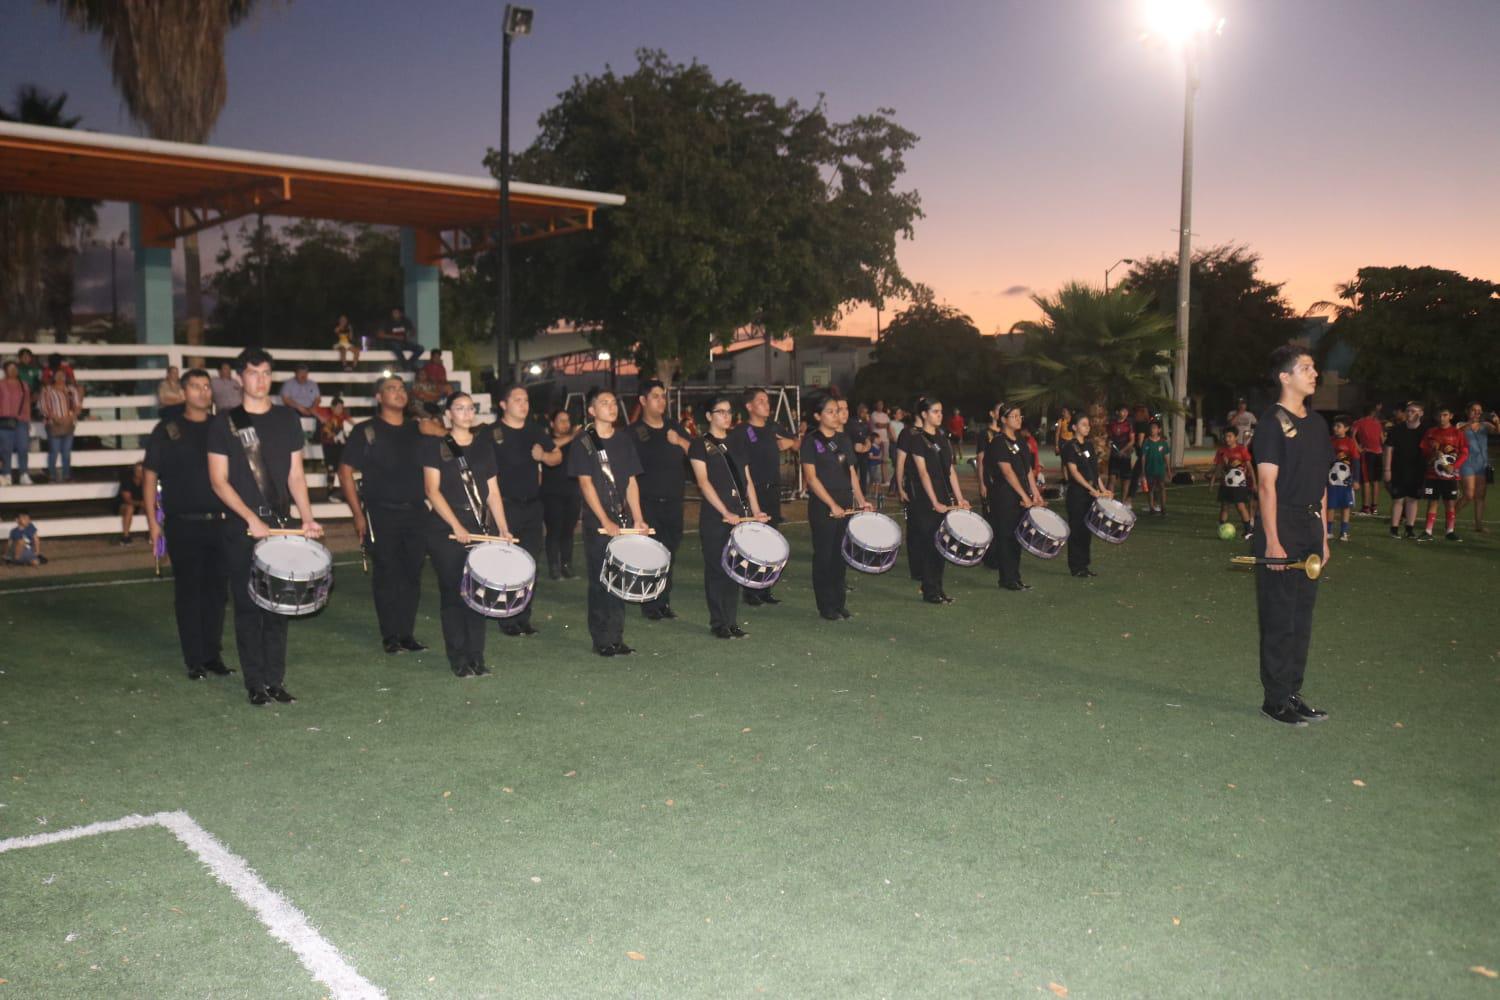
[493,50,923,378]
[851,301,1006,419]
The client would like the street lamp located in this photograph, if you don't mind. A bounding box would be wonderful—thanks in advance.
[496,4,534,388]
[1144,0,1224,466]
[1104,257,1134,293]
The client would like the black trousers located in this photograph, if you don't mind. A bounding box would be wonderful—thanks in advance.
[1065,487,1093,573]
[427,525,486,670]
[640,494,684,615]
[905,503,921,579]
[503,497,544,627]
[699,508,739,629]
[909,504,945,600]
[1254,507,1323,707]
[542,491,580,572]
[744,483,782,601]
[163,517,228,670]
[808,498,851,616]
[583,518,625,648]
[992,494,1023,587]
[223,520,288,692]
[366,504,426,641]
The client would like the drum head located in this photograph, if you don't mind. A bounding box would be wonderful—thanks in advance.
[945,508,992,544]
[1095,497,1134,522]
[467,542,536,588]
[609,534,671,571]
[1030,507,1069,535]
[847,511,902,550]
[732,522,790,562]
[256,536,331,576]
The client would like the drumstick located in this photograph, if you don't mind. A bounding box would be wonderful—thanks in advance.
[245,527,318,538]
[449,532,518,544]
[596,527,657,535]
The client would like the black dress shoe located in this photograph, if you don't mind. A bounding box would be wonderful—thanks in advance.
[642,609,665,621]
[248,688,270,706]
[1260,703,1309,727]
[265,685,296,704]
[561,565,576,579]
[1002,582,1027,591]
[186,666,206,680]
[923,595,946,605]
[502,623,538,636]
[452,663,475,677]
[837,608,852,619]
[470,661,492,676]
[760,593,781,606]
[821,611,841,621]
[594,645,616,657]
[383,636,403,654]
[712,625,733,639]
[659,607,678,620]
[939,593,954,604]
[398,636,428,652]
[202,658,234,676]
[744,595,764,607]
[728,626,747,638]
[1288,694,1328,722]
[612,642,635,656]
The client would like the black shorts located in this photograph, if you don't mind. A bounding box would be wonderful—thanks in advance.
[1360,452,1382,482]
[1219,485,1252,505]
[1422,478,1458,501]
[1108,454,1132,478]
[1388,476,1423,500]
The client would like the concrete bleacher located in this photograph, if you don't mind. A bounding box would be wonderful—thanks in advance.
[1,342,489,538]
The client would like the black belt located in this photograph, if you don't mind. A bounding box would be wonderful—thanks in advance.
[168,511,225,522]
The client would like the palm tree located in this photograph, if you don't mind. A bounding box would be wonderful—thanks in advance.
[0,86,99,338]
[49,0,267,346]
[1008,282,1178,420]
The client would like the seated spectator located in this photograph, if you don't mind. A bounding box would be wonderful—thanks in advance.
[376,307,424,371]
[210,361,242,413]
[280,363,321,418]
[414,350,449,414]
[39,368,82,483]
[333,314,360,371]
[6,510,44,566]
[117,461,145,545]
[314,396,354,502]
[0,360,33,486]
[157,364,187,419]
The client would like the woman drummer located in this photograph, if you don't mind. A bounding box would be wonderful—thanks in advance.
[909,396,971,604]
[1061,412,1113,578]
[689,394,770,638]
[983,403,1042,591]
[800,394,872,621]
[422,391,512,677]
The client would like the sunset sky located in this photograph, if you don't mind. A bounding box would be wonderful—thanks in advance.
[2,0,1496,337]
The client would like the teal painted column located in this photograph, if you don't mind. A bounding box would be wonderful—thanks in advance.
[129,204,174,345]
[400,227,440,351]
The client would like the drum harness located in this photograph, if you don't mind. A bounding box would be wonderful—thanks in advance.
[227,406,289,529]
[440,433,493,538]
[578,426,633,528]
[704,432,751,518]
[919,430,955,506]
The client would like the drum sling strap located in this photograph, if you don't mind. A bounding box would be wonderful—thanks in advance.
[228,406,289,528]
[441,434,491,534]
[705,434,750,517]
[578,428,631,528]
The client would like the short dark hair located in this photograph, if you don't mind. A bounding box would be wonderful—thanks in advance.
[331,396,345,407]
[1364,402,1379,416]
[374,374,405,391]
[699,393,732,419]
[585,386,614,407]
[500,383,527,401]
[235,347,274,373]
[742,386,769,405]
[181,367,211,387]
[915,396,941,416]
[639,379,665,397]
[1268,342,1309,383]
[442,391,472,411]
[1332,414,1351,428]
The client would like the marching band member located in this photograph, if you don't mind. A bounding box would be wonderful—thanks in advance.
[801,395,871,621]
[728,387,798,607]
[908,396,969,604]
[540,408,583,579]
[1061,413,1111,578]
[984,403,1040,592]
[487,385,560,636]
[630,380,691,621]
[690,394,769,638]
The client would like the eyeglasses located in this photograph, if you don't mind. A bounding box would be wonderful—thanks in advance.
[710,407,732,416]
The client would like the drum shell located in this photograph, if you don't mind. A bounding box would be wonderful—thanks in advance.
[460,542,536,619]
[248,537,333,616]
[601,535,673,603]
[841,511,902,574]
[935,509,993,567]
[722,522,790,590]
[1015,507,1070,559]
[1085,499,1136,545]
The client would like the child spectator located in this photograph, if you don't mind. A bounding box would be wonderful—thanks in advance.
[117,461,145,545]
[333,314,360,371]
[1212,427,1256,538]
[414,350,449,415]
[7,510,44,566]
[314,396,354,502]
[1327,416,1361,541]
[1141,421,1171,515]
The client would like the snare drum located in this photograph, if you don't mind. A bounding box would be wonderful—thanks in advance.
[601,534,672,603]
[935,508,993,566]
[722,521,790,590]
[249,536,333,615]
[841,511,902,574]
[1085,497,1137,544]
[1015,506,1070,559]
[460,541,536,618]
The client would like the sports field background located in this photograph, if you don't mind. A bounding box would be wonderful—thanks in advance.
[2,485,1497,998]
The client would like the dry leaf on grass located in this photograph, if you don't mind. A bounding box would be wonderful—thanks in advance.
[1172,916,1181,926]
[1048,982,1069,997]
[626,951,646,961]
[1471,966,1498,979]
[1352,779,1367,788]
[741,727,752,734]
[564,770,577,778]
[442,790,451,798]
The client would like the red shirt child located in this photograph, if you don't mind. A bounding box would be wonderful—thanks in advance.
[1351,414,1384,455]
[1330,435,1362,479]
[1419,425,1467,479]
[1214,443,1255,484]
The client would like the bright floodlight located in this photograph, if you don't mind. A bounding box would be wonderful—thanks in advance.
[527,363,543,376]
[597,351,611,362]
[1143,0,1222,46]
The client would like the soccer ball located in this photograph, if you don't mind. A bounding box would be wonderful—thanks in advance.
[1217,521,1239,541]
[1433,452,1458,479]
[1224,467,1247,488]
[1328,460,1352,486]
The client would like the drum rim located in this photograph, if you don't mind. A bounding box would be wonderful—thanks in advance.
[730,521,790,561]
[846,510,902,551]
[465,541,538,588]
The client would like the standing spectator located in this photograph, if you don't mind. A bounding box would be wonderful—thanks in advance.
[157,365,187,419]
[1130,403,1152,494]
[1105,406,1134,499]
[15,348,42,396]
[117,461,145,544]
[945,406,966,462]
[1418,406,1468,542]
[378,307,424,370]
[886,407,906,464]
[1053,406,1074,480]
[314,396,354,502]
[1457,403,1498,533]
[1351,403,1385,515]
[869,399,891,480]
[1140,421,1172,515]
[850,402,873,492]
[6,511,42,566]
[0,360,34,485]
[332,314,359,370]
[41,352,76,387]
[1327,416,1362,542]
[1228,397,1258,443]
[38,368,82,482]
[1384,401,1426,539]
[414,349,449,414]
[210,362,242,413]
[279,363,321,418]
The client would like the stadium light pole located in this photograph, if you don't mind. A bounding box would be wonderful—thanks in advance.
[1104,257,1134,293]
[496,5,534,388]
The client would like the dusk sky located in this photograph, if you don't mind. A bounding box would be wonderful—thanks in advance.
[3,0,1496,337]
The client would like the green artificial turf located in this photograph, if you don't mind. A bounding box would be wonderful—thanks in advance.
[2,487,1497,998]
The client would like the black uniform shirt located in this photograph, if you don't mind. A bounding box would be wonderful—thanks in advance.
[1252,405,1334,508]
[847,419,870,454]
[420,434,498,531]
[1061,439,1099,491]
[983,431,1031,499]
[1386,423,1426,481]
[728,420,791,486]
[143,417,224,515]
[486,419,555,502]
[630,418,689,500]
[801,430,854,504]
[207,405,305,513]
[974,427,1000,468]
[690,433,749,516]
[567,429,644,525]
[894,425,920,496]
[910,429,955,509]
[540,437,579,498]
[340,417,426,506]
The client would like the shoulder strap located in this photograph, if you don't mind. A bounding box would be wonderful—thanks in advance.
[578,428,629,527]
[227,406,287,516]
[705,433,750,516]
[442,434,490,532]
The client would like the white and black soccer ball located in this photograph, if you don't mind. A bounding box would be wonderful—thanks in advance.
[1225,467,1247,488]
[1433,452,1459,479]
[1328,460,1352,486]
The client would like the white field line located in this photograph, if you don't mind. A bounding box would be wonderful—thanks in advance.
[0,810,384,1000]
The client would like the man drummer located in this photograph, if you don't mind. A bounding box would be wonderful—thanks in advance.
[207,348,324,706]
[339,374,441,654]
[143,367,232,680]
[486,384,561,636]
[690,393,771,638]
[728,387,798,607]
[630,379,690,621]
[1061,412,1112,578]
[569,387,650,656]
[984,403,1041,592]
[908,396,970,604]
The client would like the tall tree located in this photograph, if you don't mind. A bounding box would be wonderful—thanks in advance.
[0,85,98,338]
[50,0,268,345]
[852,302,1007,418]
[494,50,922,378]
[1008,283,1177,418]
[1120,245,1301,420]
[1315,266,1500,404]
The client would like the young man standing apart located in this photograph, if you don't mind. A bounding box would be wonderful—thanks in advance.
[630,380,690,621]
[1383,402,1426,539]
[1251,344,1333,727]
[208,348,324,706]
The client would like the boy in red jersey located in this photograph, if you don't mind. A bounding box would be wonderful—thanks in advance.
[1419,407,1468,541]
[1350,403,1385,515]
[1105,406,1135,500]
[1211,427,1257,538]
[1326,416,1361,542]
